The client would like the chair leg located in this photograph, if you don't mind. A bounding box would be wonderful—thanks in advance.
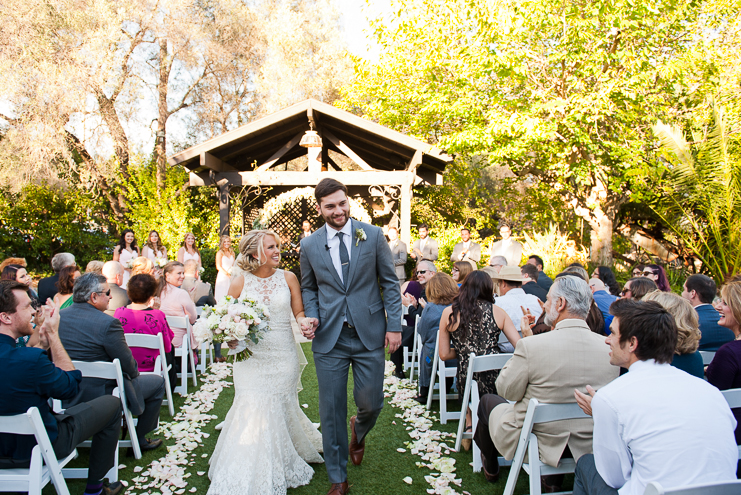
[189,349,198,386]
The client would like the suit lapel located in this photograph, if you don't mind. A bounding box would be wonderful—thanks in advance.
[346,219,363,289]
[318,224,344,288]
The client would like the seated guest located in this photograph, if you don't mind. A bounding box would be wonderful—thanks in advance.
[130,256,156,278]
[631,264,645,278]
[589,278,617,334]
[116,274,177,391]
[181,259,216,307]
[531,272,605,336]
[159,261,198,352]
[58,273,165,454]
[440,271,521,448]
[527,254,552,291]
[1,264,39,309]
[452,261,474,286]
[682,274,734,351]
[53,265,81,310]
[392,261,436,378]
[642,264,672,292]
[102,261,130,317]
[474,275,618,488]
[490,266,543,352]
[620,276,657,301]
[0,257,26,274]
[706,281,741,469]
[573,299,737,495]
[416,273,458,403]
[85,260,104,274]
[38,252,75,303]
[488,255,507,274]
[0,281,124,495]
[520,264,547,302]
[643,291,703,378]
[591,266,621,296]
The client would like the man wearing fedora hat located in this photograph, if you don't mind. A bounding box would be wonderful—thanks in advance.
[491,266,543,352]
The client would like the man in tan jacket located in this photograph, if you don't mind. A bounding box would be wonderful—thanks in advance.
[473,274,619,490]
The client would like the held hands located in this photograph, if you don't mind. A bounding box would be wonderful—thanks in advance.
[37,299,60,350]
[299,317,319,340]
[227,339,239,349]
[574,385,597,416]
[401,293,417,308]
[385,331,401,353]
[520,305,536,337]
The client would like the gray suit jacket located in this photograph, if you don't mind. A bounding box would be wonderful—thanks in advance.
[58,302,145,415]
[389,240,407,281]
[489,239,524,267]
[300,219,403,354]
[411,238,439,262]
[450,241,482,263]
[181,276,213,305]
[105,283,130,317]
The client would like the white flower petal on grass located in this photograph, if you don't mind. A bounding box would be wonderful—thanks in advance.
[118,464,127,469]
[189,488,197,493]
[120,480,128,487]
[197,471,205,476]
[133,466,143,473]
[397,448,406,453]
[302,403,308,409]
[403,476,413,484]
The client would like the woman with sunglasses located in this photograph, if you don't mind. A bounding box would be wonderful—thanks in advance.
[620,277,658,300]
[591,266,621,296]
[452,261,474,287]
[642,264,671,292]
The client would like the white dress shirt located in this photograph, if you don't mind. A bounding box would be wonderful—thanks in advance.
[326,221,353,284]
[592,359,737,495]
[494,288,543,343]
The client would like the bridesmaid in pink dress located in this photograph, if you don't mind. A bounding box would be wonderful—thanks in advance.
[159,261,198,353]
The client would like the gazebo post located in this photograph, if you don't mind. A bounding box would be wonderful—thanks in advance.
[218,181,230,236]
[400,172,413,248]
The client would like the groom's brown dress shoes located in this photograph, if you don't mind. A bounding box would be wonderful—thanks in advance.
[327,481,349,495]
[349,415,365,466]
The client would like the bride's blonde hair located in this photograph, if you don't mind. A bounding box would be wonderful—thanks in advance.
[237,230,281,273]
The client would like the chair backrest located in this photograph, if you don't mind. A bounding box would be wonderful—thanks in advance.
[0,407,66,481]
[699,351,715,366]
[469,353,513,374]
[721,388,741,408]
[166,315,189,329]
[643,480,741,495]
[71,359,128,406]
[0,407,44,436]
[124,333,161,350]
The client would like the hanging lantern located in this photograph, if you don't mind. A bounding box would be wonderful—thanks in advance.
[299,123,322,148]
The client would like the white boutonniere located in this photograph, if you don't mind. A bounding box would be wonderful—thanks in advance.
[355,228,367,246]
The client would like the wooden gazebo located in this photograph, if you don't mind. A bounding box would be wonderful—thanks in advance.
[168,99,452,246]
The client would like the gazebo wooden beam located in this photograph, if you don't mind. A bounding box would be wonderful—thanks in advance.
[191,170,414,187]
[322,130,373,171]
[254,132,304,172]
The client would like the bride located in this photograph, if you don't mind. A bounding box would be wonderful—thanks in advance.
[207,229,323,495]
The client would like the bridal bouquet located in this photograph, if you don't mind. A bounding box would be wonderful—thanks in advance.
[123,259,134,269]
[155,257,167,268]
[192,296,270,361]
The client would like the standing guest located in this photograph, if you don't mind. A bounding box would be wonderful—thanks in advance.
[411,224,438,262]
[591,266,621,296]
[572,299,737,495]
[38,252,76,303]
[488,256,507,274]
[631,264,645,278]
[642,264,671,292]
[101,261,130,317]
[296,220,313,250]
[643,291,703,378]
[387,226,407,284]
[452,261,474,287]
[214,235,235,301]
[520,264,547,302]
[130,256,156,279]
[682,274,734,351]
[159,261,198,355]
[112,229,139,288]
[142,230,167,263]
[1,264,39,309]
[182,260,215,307]
[116,274,177,390]
[0,257,26,274]
[589,278,617,335]
[85,260,104,274]
[416,273,458,402]
[475,276,618,489]
[706,281,741,467]
[58,273,166,455]
[620,277,658,300]
[439,271,521,445]
[53,265,81,310]
[450,227,481,265]
[177,232,201,269]
[488,223,523,267]
[527,255,552,292]
[490,266,543,351]
[0,282,125,495]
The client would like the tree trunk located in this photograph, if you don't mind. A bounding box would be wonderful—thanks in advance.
[590,211,613,266]
[155,39,170,191]
[94,88,130,180]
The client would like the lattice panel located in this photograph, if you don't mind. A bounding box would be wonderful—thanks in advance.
[266,198,321,281]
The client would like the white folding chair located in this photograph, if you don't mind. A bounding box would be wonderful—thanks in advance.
[124,333,175,416]
[455,352,514,472]
[0,407,77,495]
[426,329,459,423]
[699,351,716,366]
[167,315,198,395]
[198,343,215,374]
[643,480,741,495]
[721,388,741,460]
[502,398,590,495]
[402,315,421,381]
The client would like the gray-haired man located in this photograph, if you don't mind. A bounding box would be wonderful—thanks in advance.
[58,273,165,455]
[38,252,76,303]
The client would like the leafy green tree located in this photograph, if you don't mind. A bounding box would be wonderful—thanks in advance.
[342,0,730,264]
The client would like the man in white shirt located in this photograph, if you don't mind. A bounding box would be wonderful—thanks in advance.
[490,266,542,352]
[410,224,438,262]
[450,228,481,264]
[489,224,524,267]
[573,298,738,495]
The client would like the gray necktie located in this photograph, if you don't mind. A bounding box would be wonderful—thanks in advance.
[337,232,354,326]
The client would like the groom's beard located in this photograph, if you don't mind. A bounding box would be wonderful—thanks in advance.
[323,210,349,230]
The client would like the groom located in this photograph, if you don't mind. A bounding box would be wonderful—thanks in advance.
[300,178,402,495]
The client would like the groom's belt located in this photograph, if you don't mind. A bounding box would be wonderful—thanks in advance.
[343,322,355,330]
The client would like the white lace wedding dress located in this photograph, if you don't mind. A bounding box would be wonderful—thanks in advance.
[207,269,323,495]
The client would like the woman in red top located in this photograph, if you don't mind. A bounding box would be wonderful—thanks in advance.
[116,273,176,390]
